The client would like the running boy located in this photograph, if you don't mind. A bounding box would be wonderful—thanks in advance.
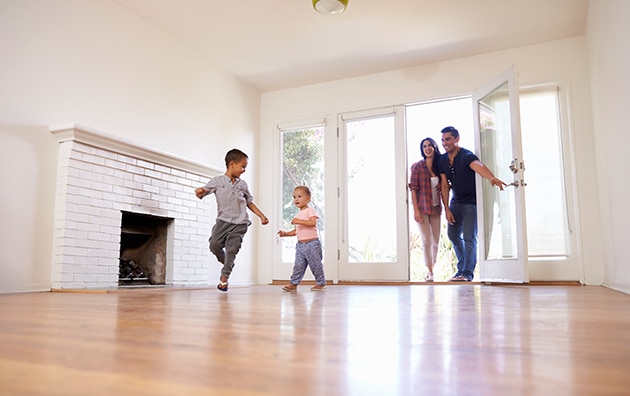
[277,186,326,291]
[195,149,269,292]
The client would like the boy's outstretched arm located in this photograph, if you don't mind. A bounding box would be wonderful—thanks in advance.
[247,202,269,225]
[195,187,208,199]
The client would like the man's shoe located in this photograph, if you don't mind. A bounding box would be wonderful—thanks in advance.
[450,275,467,282]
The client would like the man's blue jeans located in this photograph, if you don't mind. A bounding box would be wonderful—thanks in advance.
[447,203,478,280]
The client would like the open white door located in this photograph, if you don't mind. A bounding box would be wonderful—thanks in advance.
[473,66,529,283]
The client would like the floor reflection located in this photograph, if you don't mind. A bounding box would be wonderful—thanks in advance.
[3,285,629,395]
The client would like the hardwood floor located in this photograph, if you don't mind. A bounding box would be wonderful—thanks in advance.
[1,284,629,395]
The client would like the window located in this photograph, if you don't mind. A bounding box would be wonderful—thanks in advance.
[520,87,569,257]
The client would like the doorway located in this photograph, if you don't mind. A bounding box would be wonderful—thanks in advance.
[405,98,474,281]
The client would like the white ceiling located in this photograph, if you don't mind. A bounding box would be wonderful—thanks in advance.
[113,0,589,92]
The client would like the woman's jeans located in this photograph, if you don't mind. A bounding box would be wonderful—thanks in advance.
[447,203,478,280]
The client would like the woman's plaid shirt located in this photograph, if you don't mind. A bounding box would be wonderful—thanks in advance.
[409,160,442,216]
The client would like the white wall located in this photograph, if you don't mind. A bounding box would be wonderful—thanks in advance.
[3,0,625,292]
[586,0,630,294]
[259,36,604,285]
[0,0,262,292]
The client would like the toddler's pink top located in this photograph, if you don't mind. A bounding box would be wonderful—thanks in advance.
[295,206,319,241]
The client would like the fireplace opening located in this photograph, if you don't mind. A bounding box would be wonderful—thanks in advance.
[119,211,171,286]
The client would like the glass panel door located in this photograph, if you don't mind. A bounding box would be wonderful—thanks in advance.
[473,66,529,283]
[339,107,408,281]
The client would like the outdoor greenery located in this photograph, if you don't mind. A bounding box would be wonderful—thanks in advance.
[409,223,457,281]
[409,222,483,281]
[280,127,325,232]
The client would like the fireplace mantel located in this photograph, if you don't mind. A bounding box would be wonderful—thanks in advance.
[50,123,222,177]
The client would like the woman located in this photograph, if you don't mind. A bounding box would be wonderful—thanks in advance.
[409,137,442,282]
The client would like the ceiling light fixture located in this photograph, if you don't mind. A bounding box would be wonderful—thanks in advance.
[312,0,348,15]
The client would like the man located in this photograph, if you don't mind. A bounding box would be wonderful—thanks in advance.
[438,126,507,281]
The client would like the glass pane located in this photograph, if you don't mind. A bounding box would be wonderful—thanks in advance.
[520,90,569,256]
[346,116,396,262]
[280,126,325,263]
[478,83,518,260]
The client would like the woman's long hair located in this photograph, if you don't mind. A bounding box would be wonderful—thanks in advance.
[420,137,441,175]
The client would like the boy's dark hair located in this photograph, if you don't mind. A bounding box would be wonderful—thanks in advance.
[294,185,311,197]
[224,149,248,167]
[441,126,459,138]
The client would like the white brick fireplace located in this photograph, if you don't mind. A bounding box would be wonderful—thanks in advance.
[50,124,222,289]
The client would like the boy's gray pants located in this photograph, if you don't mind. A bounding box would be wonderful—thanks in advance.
[208,219,249,280]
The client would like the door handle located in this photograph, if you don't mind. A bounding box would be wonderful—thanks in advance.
[507,180,527,188]
[508,159,527,187]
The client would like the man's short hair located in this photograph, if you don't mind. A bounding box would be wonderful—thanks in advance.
[225,149,248,167]
[441,126,459,138]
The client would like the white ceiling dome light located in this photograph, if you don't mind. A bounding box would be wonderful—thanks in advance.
[312,0,349,15]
